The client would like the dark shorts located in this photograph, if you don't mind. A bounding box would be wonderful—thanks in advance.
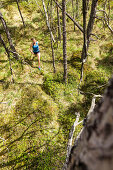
[34,51,40,54]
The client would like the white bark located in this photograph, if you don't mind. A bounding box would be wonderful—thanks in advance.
[42,0,55,42]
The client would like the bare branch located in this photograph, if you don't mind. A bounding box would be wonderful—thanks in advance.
[53,0,83,33]
[90,33,99,39]
[87,94,102,117]
[96,10,113,33]
[63,112,80,170]
[74,94,102,149]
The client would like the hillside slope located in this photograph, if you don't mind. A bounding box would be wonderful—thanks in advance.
[0,0,113,169]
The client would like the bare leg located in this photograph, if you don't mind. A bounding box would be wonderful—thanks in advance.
[37,52,40,67]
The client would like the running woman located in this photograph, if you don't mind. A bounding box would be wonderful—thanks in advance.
[30,38,41,70]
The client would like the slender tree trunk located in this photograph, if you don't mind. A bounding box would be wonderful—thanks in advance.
[50,0,53,28]
[42,0,56,72]
[0,12,19,60]
[50,0,56,73]
[56,0,61,41]
[82,0,87,60]
[62,0,67,83]
[80,0,98,82]
[0,34,14,83]
[51,36,56,73]
[67,76,113,170]
[16,0,25,27]
[76,0,79,18]
[80,0,87,82]
[42,0,55,42]
[72,0,75,31]
[86,0,98,52]
[108,0,110,24]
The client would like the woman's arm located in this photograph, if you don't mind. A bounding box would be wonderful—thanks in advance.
[30,43,33,54]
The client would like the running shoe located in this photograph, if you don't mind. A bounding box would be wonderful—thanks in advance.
[38,67,41,70]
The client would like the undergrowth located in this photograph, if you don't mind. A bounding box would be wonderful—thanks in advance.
[0,0,112,169]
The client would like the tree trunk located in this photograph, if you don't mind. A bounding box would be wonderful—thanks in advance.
[86,0,98,52]
[81,0,98,61]
[0,34,14,83]
[56,0,61,41]
[42,0,55,42]
[42,0,56,72]
[80,0,87,82]
[16,0,25,27]
[67,76,113,170]
[50,1,56,73]
[50,0,53,28]
[81,0,87,61]
[80,0,98,82]
[72,0,75,31]
[76,0,79,18]
[0,12,19,60]
[51,36,56,73]
[62,0,67,83]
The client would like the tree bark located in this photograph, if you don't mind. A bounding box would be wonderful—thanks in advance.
[76,0,79,18]
[56,0,61,41]
[50,0,53,28]
[42,0,56,72]
[67,76,113,170]
[0,12,19,60]
[80,0,87,82]
[16,0,25,27]
[51,37,56,73]
[80,0,98,82]
[62,0,67,83]
[86,0,98,52]
[72,0,75,31]
[42,0,55,42]
[63,113,80,170]
[81,0,98,61]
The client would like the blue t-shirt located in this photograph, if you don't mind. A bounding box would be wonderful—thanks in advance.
[32,41,39,53]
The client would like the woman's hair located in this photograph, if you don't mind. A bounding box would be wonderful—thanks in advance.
[31,38,35,41]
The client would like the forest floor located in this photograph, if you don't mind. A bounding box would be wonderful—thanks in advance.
[0,0,113,169]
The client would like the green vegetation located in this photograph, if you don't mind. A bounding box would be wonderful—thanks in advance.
[0,0,113,169]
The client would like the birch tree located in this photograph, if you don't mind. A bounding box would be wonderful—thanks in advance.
[42,0,56,73]
[56,0,61,41]
[62,0,67,83]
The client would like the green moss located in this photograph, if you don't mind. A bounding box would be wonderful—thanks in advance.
[0,1,112,169]
[81,70,107,94]
[70,50,81,70]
